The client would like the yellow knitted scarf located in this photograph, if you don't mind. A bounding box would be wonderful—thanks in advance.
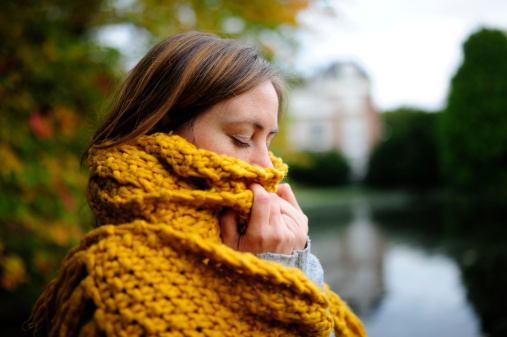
[29,133,366,337]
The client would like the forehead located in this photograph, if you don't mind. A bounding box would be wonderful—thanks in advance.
[205,81,279,127]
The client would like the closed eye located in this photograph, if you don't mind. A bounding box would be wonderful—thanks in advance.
[232,137,251,148]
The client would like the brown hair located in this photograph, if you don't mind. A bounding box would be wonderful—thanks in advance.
[82,31,286,161]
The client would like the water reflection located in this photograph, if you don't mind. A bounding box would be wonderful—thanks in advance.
[314,200,385,316]
[308,196,483,337]
[364,246,479,337]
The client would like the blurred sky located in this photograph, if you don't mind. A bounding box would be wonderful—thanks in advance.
[295,0,507,111]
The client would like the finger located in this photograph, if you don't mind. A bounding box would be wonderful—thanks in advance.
[269,193,282,227]
[219,208,240,249]
[276,183,302,211]
[278,197,303,222]
[268,194,295,254]
[278,197,308,232]
[246,184,271,237]
[282,214,306,251]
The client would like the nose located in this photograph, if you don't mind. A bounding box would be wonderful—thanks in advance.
[252,146,273,169]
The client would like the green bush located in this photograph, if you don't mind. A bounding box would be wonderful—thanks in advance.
[438,28,507,199]
[288,151,350,186]
[365,108,441,188]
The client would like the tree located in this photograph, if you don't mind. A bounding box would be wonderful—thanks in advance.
[0,0,118,297]
[438,28,507,199]
[96,0,312,62]
[0,3,119,329]
[366,108,441,188]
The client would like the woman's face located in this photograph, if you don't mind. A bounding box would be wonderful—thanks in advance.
[178,81,279,168]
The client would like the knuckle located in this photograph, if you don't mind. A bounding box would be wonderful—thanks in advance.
[250,183,262,193]
[269,193,280,205]
[255,193,271,206]
[272,232,284,245]
[254,188,271,203]
[253,232,265,245]
[280,183,291,192]
[279,183,293,194]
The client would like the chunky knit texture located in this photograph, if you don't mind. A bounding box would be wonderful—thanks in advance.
[29,133,367,337]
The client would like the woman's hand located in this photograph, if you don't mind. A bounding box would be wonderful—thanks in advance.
[220,183,308,255]
[275,183,308,251]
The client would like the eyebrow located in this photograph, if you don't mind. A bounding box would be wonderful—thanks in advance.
[225,120,278,135]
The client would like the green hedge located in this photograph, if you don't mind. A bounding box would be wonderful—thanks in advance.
[365,108,441,188]
[288,151,350,186]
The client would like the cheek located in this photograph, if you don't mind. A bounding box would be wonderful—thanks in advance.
[177,127,193,144]
[194,130,234,157]
[213,141,243,160]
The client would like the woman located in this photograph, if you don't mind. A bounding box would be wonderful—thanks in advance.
[29,31,366,337]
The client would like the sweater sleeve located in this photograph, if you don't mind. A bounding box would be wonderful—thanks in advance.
[257,237,325,290]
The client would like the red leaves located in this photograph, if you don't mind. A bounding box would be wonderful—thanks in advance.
[29,110,53,140]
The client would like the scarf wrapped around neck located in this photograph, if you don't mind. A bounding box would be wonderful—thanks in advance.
[29,133,366,337]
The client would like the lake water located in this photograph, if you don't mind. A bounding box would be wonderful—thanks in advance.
[304,191,507,337]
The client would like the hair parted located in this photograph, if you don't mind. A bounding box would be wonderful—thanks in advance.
[82,31,286,161]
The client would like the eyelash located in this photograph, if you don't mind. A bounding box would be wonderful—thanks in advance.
[232,138,251,148]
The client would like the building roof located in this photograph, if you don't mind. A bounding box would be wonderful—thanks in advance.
[320,61,370,80]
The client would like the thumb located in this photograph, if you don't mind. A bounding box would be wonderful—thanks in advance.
[219,208,240,249]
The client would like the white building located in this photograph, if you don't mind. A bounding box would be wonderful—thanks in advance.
[288,61,380,180]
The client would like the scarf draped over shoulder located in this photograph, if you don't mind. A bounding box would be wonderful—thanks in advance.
[29,133,367,337]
